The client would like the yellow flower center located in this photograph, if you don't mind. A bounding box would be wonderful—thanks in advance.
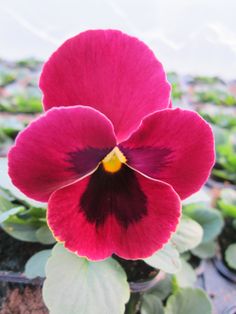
[102,147,127,173]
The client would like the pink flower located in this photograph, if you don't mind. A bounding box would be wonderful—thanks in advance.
[8,30,215,260]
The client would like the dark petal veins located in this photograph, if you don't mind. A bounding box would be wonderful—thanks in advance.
[66,147,112,177]
[80,164,147,228]
[119,146,173,178]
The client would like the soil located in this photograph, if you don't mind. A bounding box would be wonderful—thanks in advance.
[0,285,48,314]
[0,229,51,313]
[114,255,157,282]
[218,218,236,273]
[0,229,50,272]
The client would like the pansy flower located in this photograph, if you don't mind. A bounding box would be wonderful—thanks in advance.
[8,30,215,260]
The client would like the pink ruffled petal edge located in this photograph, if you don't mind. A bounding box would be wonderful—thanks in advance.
[40,29,171,142]
[120,108,215,199]
[8,106,116,202]
[48,165,181,260]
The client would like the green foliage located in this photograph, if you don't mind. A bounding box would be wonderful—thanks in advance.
[2,222,40,242]
[173,259,196,288]
[191,241,217,259]
[225,243,236,270]
[144,215,204,274]
[200,111,236,130]
[171,82,183,100]
[171,216,203,253]
[0,184,53,243]
[193,76,223,85]
[16,58,42,69]
[0,157,46,207]
[0,197,47,242]
[141,294,164,314]
[0,206,24,223]
[183,203,224,243]
[25,249,52,279]
[0,94,42,113]
[182,202,223,259]
[212,126,236,184]
[144,243,181,274]
[143,275,172,301]
[0,117,25,138]
[1,205,53,243]
[165,288,212,314]
[217,189,236,218]
[0,157,53,243]
[0,72,16,86]
[36,226,56,245]
[43,244,130,314]
[196,90,236,107]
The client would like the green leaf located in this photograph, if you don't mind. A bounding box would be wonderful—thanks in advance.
[36,225,56,245]
[212,125,230,147]
[144,244,181,274]
[27,206,47,218]
[218,201,236,218]
[0,117,24,136]
[183,189,211,205]
[225,243,236,270]
[183,205,224,242]
[181,252,191,262]
[0,158,46,208]
[43,244,130,314]
[1,222,39,242]
[174,259,196,288]
[191,241,217,259]
[145,275,172,301]
[171,216,203,253]
[25,250,52,279]
[141,294,164,314]
[165,288,212,314]
[0,206,24,223]
[0,194,14,212]
[218,189,236,218]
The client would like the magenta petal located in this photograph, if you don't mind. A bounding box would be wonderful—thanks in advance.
[8,106,116,202]
[39,30,171,142]
[48,166,181,260]
[120,108,215,199]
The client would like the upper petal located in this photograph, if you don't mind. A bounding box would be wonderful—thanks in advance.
[39,29,171,142]
[120,108,215,199]
[8,106,116,202]
[48,165,181,260]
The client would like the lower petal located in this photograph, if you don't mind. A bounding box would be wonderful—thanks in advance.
[48,165,181,260]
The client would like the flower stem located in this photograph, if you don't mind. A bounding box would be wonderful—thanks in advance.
[125,292,141,314]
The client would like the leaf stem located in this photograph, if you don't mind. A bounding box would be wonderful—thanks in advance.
[125,292,141,314]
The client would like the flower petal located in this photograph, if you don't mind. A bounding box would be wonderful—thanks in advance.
[40,30,171,142]
[48,165,181,260]
[8,106,116,202]
[120,108,215,199]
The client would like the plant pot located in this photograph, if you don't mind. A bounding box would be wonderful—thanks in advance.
[213,255,236,283]
[214,219,236,282]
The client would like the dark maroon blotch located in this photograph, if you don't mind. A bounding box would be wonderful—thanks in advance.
[66,147,112,177]
[80,165,147,228]
[119,146,173,177]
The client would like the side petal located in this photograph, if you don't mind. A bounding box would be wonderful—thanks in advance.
[48,165,181,260]
[40,29,171,142]
[120,108,215,199]
[8,106,116,202]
